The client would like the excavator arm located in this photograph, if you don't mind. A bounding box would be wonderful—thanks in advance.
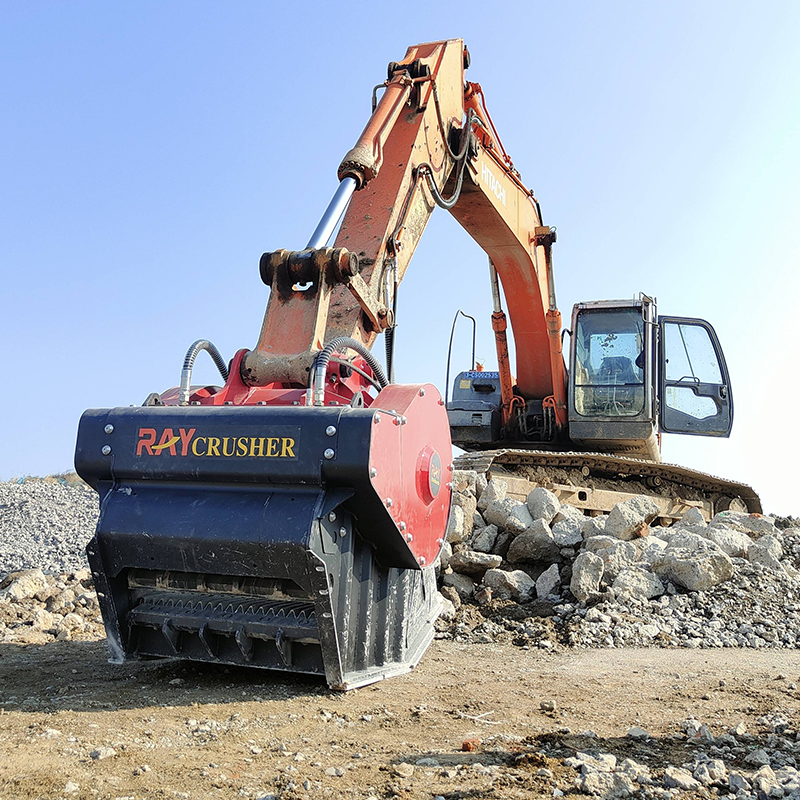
[240,38,567,433]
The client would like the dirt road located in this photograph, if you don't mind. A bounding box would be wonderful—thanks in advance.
[1,638,798,800]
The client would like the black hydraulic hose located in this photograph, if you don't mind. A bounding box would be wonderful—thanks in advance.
[384,325,396,384]
[179,339,229,405]
[311,336,388,406]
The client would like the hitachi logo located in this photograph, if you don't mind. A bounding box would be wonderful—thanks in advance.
[136,427,296,458]
[481,161,506,206]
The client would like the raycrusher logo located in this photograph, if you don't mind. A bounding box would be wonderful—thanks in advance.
[136,428,297,458]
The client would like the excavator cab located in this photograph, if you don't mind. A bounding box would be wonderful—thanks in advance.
[568,297,733,459]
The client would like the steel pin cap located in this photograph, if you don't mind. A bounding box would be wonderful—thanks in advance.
[324,448,335,459]
[101,445,112,456]
[104,424,114,435]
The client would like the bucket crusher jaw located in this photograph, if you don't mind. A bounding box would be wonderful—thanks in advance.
[76,39,473,689]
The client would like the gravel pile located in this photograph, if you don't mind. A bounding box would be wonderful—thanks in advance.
[0,478,97,578]
[435,470,800,652]
[509,713,800,800]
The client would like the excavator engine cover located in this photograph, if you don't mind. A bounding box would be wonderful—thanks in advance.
[75,384,451,691]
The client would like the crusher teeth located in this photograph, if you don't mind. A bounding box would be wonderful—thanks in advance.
[127,590,319,666]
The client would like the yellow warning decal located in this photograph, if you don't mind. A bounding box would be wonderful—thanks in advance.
[459,379,471,390]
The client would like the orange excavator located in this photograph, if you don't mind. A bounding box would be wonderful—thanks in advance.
[75,39,759,690]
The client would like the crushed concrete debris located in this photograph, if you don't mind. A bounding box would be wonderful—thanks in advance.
[436,472,800,652]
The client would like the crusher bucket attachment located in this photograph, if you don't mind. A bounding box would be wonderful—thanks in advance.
[75,384,451,690]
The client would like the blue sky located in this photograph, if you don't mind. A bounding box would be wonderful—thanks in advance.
[2,2,798,514]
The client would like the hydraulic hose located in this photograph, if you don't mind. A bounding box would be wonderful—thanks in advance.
[310,336,388,407]
[179,340,230,405]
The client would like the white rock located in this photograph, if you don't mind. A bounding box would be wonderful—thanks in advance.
[678,507,707,527]
[612,567,664,600]
[449,550,502,577]
[526,486,560,523]
[506,502,535,533]
[578,772,635,797]
[536,564,561,599]
[507,519,559,563]
[748,534,784,572]
[581,516,607,539]
[553,504,585,525]
[713,511,779,538]
[570,551,604,602]
[665,530,721,554]
[483,568,536,602]
[442,572,475,599]
[437,541,452,571]
[705,525,752,557]
[599,540,638,582]
[663,766,700,791]
[483,497,525,530]
[652,548,734,591]
[437,594,457,622]
[552,518,583,547]
[605,496,660,540]
[626,726,649,739]
[446,504,468,544]
[584,535,618,553]
[0,569,47,602]
[477,479,508,512]
[31,608,58,632]
[471,524,499,553]
[639,537,667,563]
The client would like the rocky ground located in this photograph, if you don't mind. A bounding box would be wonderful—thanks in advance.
[1,476,800,800]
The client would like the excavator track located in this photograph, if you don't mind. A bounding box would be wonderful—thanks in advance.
[455,449,762,520]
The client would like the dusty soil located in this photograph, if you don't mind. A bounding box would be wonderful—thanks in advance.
[1,638,798,800]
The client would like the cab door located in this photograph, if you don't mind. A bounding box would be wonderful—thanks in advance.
[658,316,733,437]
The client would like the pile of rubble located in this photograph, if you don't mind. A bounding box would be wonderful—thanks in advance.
[436,471,800,650]
[0,568,104,644]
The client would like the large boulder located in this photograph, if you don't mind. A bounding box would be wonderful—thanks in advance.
[483,498,532,532]
[552,518,583,547]
[605,496,660,540]
[535,563,561,599]
[705,526,752,558]
[445,504,468,544]
[747,534,784,572]
[449,550,503,577]
[581,516,607,539]
[651,548,734,591]
[477,478,508,512]
[598,540,638,582]
[639,536,668,563]
[442,572,475,599]
[712,511,779,538]
[507,519,559,563]
[450,470,478,528]
[470,523,499,554]
[484,568,536,602]
[526,486,560,523]
[570,551,604,602]
[612,567,665,600]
